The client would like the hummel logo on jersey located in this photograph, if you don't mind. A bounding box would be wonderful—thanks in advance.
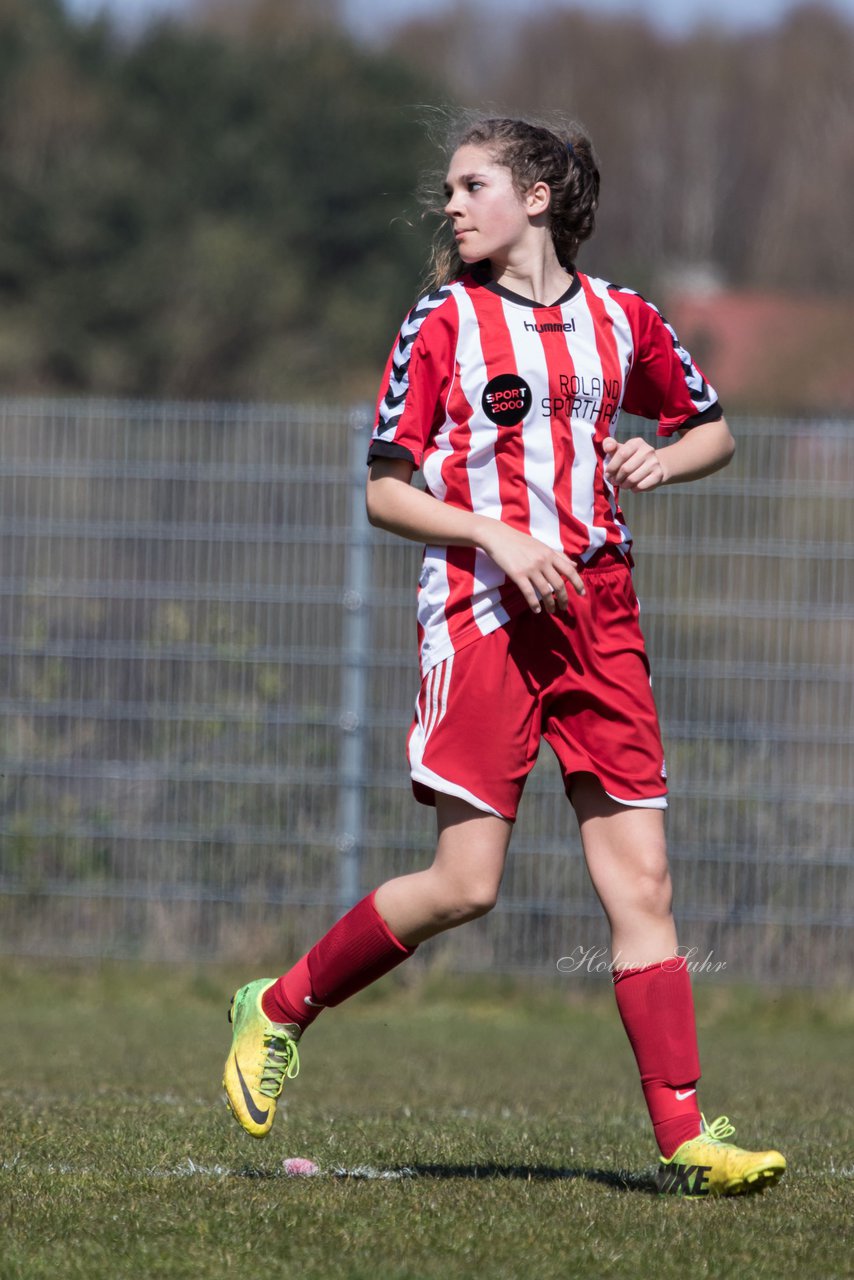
[524,319,576,333]
[235,1059,270,1125]
[482,373,533,426]
[656,1162,712,1196]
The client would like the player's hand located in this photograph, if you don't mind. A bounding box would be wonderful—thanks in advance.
[603,436,668,492]
[477,521,585,614]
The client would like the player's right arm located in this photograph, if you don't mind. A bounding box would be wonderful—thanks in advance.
[366,457,585,613]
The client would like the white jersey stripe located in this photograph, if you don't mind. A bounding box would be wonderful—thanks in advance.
[452,287,502,522]
[451,288,522,640]
[562,295,605,552]
[588,279,639,550]
[505,302,563,551]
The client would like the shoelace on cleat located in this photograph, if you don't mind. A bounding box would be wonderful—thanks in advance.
[699,1115,737,1147]
[259,1032,300,1098]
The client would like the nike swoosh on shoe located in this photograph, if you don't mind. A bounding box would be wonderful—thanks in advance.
[236,1059,270,1125]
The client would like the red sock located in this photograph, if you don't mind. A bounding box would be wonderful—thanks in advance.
[613,960,703,1158]
[262,953,320,1030]
[262,891,415,1032]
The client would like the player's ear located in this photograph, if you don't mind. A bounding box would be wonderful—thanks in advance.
[526,180,552,218]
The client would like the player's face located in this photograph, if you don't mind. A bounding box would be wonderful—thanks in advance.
[443,145,533,267]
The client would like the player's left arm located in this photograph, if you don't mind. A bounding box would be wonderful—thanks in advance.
[608,288,736,492]
[602,417,735,492]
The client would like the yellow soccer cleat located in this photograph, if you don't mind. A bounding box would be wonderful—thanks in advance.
[656,1115,786,1197]
[223,979,301,1138]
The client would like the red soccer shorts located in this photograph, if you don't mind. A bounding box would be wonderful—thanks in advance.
[407,551,668,820]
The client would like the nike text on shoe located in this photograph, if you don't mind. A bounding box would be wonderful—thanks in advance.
[222,979,301,1138]
[656,1115,786,1197]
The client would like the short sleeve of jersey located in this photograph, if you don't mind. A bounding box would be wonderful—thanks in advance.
[617,290,723,437]
[368,287,458,469]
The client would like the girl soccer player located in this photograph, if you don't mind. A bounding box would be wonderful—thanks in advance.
[224,115,786,1196]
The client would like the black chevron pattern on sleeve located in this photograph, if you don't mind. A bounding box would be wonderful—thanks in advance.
[375,286,453,440]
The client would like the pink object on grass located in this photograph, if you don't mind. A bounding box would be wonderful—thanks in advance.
[283,1157,320,1177]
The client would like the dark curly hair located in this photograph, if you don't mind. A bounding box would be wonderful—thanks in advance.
[424,114,600,290]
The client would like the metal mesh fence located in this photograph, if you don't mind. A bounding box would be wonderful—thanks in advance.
[0,397,851,983]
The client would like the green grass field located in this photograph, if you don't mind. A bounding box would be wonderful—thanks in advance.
[1,963,852,1280]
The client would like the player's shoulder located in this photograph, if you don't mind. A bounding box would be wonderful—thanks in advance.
[580,274,678,348]
[388,280,468,380]
[385,279,463,387]
[398,279,462,343]
[589,275,664,320]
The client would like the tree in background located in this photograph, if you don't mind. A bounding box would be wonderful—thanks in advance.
[0,0,440,398]
[0,0,851,400]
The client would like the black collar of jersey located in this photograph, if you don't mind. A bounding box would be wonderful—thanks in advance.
[470,263,581,310]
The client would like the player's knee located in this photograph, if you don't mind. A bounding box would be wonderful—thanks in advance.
[455,882,500,922]
[634,858,673,918]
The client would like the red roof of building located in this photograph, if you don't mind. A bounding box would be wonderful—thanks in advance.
[663,291,854,415]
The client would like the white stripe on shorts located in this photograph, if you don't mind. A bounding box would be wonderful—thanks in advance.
[408,656,505,818]
[422,655,453,745]
[605,790,668,810]
[410,758,505,819]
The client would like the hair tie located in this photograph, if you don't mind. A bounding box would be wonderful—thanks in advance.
[566,141,575,160]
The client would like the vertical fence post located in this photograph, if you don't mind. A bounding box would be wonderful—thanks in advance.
[337,405,372,909]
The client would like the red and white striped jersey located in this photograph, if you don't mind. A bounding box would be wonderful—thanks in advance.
[369,268,721,676]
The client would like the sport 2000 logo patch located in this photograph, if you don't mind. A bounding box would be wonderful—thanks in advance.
[481,374,533,427]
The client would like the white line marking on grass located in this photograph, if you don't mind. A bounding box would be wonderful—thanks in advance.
[147,1161,419,1180]
[4,1156,851,1182]
[0,1158,417,1180]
